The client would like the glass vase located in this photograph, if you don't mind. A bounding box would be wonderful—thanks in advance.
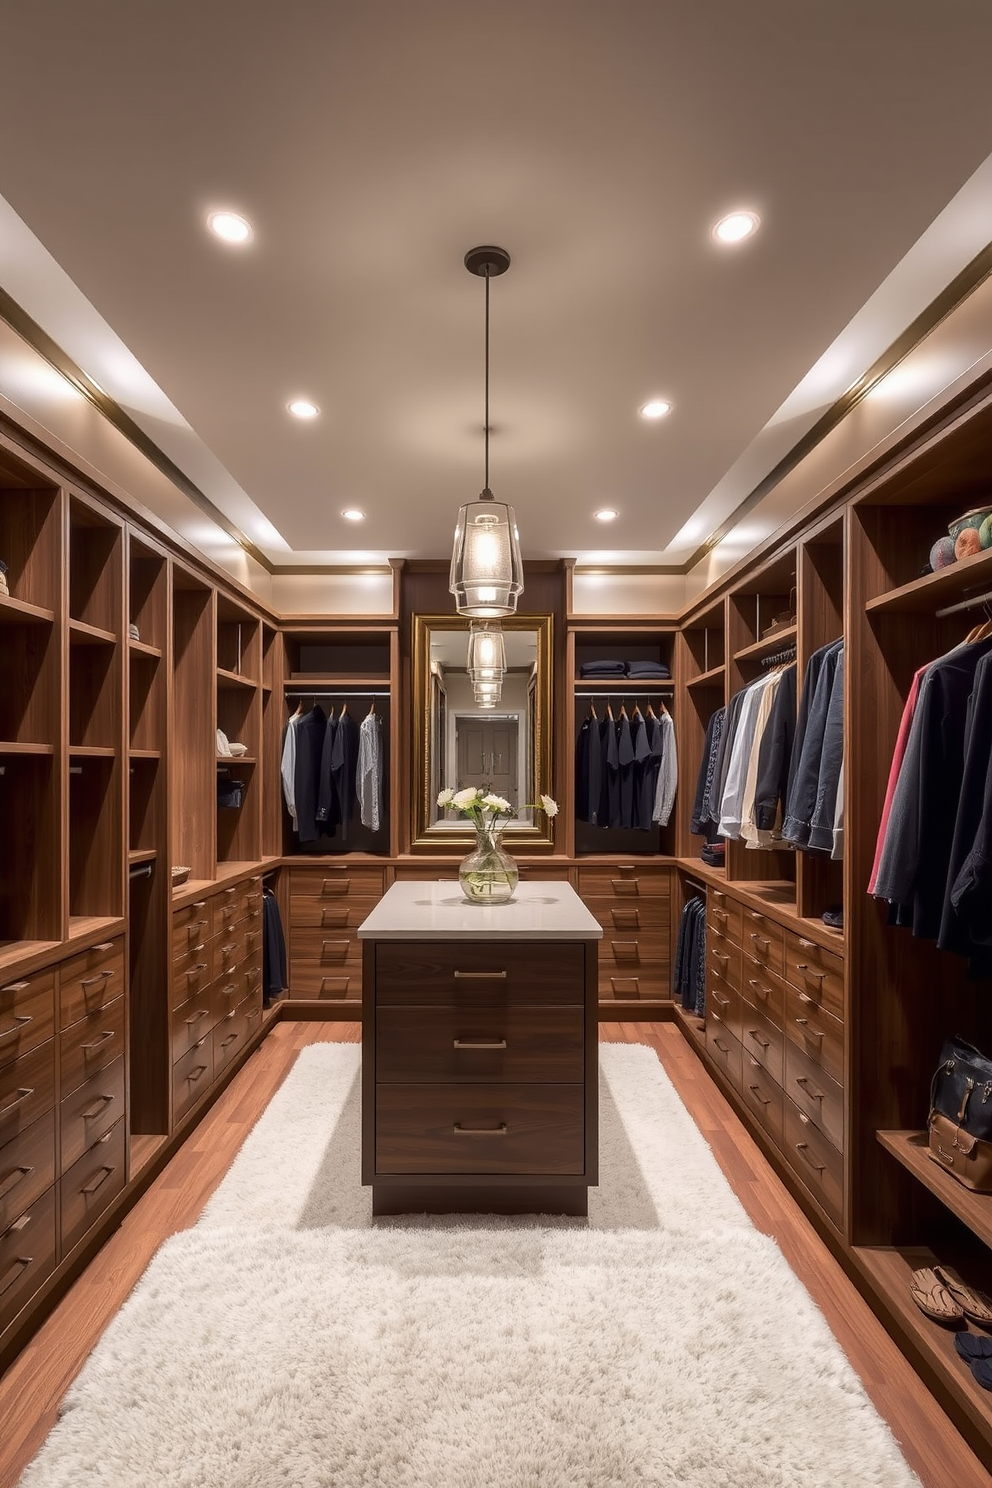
[458,825,519,904]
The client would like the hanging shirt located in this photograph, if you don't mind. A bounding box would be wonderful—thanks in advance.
[293,705,328,843]
[652,711,678,826]
[331,709,361,840]
[358,711,384,831]
[280,713,301,826]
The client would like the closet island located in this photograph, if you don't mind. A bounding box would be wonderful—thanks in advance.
[358,881,601,1215]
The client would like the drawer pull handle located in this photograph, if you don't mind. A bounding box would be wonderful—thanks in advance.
[750,935,770,950]
[185,964,208,979]
[712,1037,729,1054]
[223,983,238,998]
[798,938,817,952]
[453,1122,508,1136]
[747,911,766,923]
[453,971,507,980]
[1,981,31,994]
[220,1033,239,1049]
[747,980,771,999]
[187,921,207,939]
[81,970,115,988]
[795,964,825,981]
[220,944,237,956]
[81,1030,115,1051]
[795,1076,823,1102]
[747,1030,770,1051]
[0,1165,32,1200]
[92,942,114,953]
[710,991,729,1009]
[81,1094,115,1120]
[0,1256,32,1295]
[795,1018,824,1043]
[191,901,207,909]
[711,908,727,922]
[712,951,728,965]
[747,1084,771,1106]
[185,1009,210,1026]
[81,1164,115,1197]
[453,1039,507,1050]
[0,1088,34,1120]
[223,887,237,897]
[797,991,818,1006]
[794,1142,826,1174]
[187,1064,209,1085]
[0,1015,32,1042]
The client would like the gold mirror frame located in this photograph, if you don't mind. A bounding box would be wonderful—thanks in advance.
[412,613,554,847]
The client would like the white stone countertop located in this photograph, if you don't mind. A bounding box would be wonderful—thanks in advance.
[357,880,603,941]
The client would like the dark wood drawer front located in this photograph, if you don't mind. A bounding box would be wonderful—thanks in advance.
[741,917,784,978]
[0,1041,55,1146]
[739,1003,784,1085]
[60,940,124,1026]
[171,906,211,960]
[784,1041,844,1153]
[0,1108,56,1234]
[375,1084,585,1175]
[601,931,669,972]
[173,1037,214,1124]
[213,1007,247,1075]
[60,995,125,1098]
[60,1117,126,1253]
[601,970,670,1001]
[705,1021,741,1093]
[784,1098,843,1229]
[376,1006,584,1083]
[576,865,669,899]
[584,899,670,934]
[706,899,743,948]
[707,940,740,994]
[515,865,573,882]
[212,887,248,936]
[288,965,359,1001]
[291,928,362,967]
[171,950,212,1011]
[784,932,844,1022]
[741,1055,784,1144]
[376,943,585,1006]
[740,955,786,1028]
[0,1183,56,1333]
[785,985,844,1085]
[211,928,247,981]
[707,978,742,1045]
[291,866,385,898]
[0,969,56,1063]
[60,1055,125,1171]
[290,896,380,930]
[171,992,217,1063]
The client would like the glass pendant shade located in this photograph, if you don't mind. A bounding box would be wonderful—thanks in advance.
[467,621,506,683]
[450,498,523,618]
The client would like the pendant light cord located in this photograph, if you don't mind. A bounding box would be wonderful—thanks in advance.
[484,265,491,495]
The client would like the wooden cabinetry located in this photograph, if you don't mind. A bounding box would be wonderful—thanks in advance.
[360,881,600,1216]
[286,863,386,1007]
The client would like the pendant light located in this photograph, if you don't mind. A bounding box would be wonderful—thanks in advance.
[467,620,507,685]
[449,246,524,618]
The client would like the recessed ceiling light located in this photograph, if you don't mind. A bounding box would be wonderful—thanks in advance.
[207,210,253,244]
[287,399,319,419]
[341,508,365,522]
[595,508,619,522]
[712,209,761,245]
[639,399,672,420]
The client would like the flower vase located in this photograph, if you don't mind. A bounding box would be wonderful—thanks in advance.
[458,825,519,904]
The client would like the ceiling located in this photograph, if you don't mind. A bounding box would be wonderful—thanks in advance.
[2,1,992,572]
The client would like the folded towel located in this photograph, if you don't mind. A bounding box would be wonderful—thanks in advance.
[625,661,671,678]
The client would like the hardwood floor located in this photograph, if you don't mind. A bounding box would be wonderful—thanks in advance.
[1,1019,988,1488]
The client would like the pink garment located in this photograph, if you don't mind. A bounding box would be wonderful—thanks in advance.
[868,666,926,895]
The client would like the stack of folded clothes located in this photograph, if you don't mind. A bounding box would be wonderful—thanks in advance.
[579,659,671,679]
[625,660,671,680]
[700,840,725,867]
[579,660,627,678]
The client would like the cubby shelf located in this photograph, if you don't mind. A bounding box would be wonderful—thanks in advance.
[285,674,390,688]
[128,847,158,866]
[878,1129,992,1249]
[687,663,726,690]
[864,545,992,615]
[0,593,55,625]
[68,617,117,646]
[216,756,257,766]
[732,624,798,663]
[66,914,126,942]
[129,748,162,760]
[128,637,162,660]
[0,741,56,755]
[69,745,117,758]
[217,666,257,690]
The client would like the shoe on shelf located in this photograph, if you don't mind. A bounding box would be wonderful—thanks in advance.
[909,1266,965,1325]
[934,1265,992,1329]
[955,1333,992,1361]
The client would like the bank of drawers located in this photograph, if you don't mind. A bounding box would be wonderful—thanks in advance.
[288,865,386,1003]
[0,937,126,1336]
[171,878,263,1124]
[576,863,670,1003]
[701,885,845,1230]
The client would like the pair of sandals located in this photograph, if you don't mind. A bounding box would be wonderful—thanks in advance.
[910,1266,992,1390]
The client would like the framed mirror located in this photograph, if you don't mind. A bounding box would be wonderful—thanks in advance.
[412,613,554,847]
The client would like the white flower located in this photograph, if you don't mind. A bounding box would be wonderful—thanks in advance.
[481,794,512,814]
[436,787,454,807]
[452,786,482,809]
[540,794,559,818]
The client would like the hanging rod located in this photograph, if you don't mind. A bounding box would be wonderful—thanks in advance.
[129,861,154,880]
[935,586,992,620]
[682,876,708,897]
[285,689,391,699]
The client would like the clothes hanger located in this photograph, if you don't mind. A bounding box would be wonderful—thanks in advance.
[588,699,598,719]
[606,701,614,721]
[645,702,656,719]
[367,697,376,716]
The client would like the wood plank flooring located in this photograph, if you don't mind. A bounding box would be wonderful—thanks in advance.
[1,1019,988,1488]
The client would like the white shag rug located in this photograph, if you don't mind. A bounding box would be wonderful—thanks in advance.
[19,1044,920,1488]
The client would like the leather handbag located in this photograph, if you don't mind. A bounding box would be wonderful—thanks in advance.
[928,1036,992,1191]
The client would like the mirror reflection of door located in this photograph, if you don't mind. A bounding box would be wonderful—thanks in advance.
[457,717,519,804]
